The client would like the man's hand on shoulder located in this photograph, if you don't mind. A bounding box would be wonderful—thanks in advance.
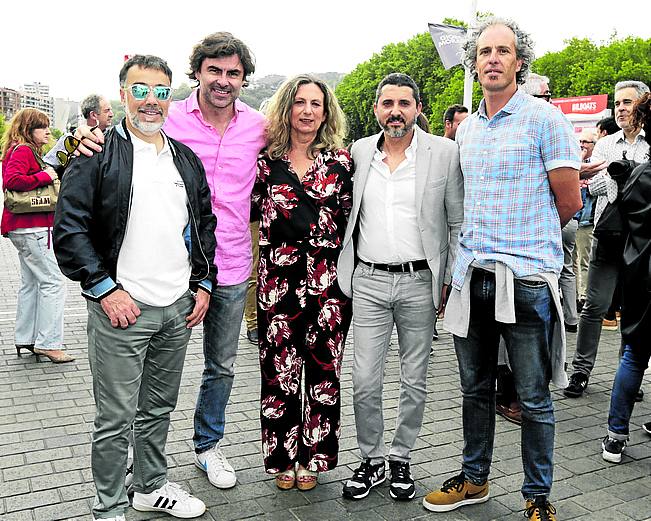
[73,125,104,157]
[186,288,210,328]
[100,289,141,329]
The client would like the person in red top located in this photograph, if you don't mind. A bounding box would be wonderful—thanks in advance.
[1,108,73,363]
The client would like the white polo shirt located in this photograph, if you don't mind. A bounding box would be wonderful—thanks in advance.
[357,131,426,264]
[116,131,191,306]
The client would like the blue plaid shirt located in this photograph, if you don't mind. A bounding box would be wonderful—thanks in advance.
[452,89,581,289]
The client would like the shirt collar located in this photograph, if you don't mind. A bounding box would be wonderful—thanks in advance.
[187,89,244,122]
[477,88,527,120]
[128,127,170,155]
[614,128,646,143]
[375,127,418,157]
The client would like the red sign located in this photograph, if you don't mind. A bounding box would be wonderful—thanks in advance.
[551,94,608,115]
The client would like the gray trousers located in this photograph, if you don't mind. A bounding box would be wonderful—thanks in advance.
[88,292,194,519]
[572,239,620,377]
[351,263,435,464]
[560,220,579,326]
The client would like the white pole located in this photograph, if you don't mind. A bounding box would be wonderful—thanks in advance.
[463,0,478,111]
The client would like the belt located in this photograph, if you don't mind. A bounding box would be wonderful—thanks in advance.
[360,259,429,273]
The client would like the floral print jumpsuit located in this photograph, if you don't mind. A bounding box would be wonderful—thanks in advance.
[253,148,353,473]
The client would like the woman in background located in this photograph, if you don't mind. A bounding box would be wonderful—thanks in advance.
[1,108,73,363]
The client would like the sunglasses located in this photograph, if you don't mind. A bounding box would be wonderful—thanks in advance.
[126,83,172,101]
[533,93,552,102]
[56,134,82,168]
[579,140,595,145]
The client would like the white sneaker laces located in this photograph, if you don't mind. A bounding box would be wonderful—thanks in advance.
[205,447,231,471]
[158,481,191,501]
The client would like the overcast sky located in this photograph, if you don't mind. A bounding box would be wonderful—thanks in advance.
[2,0,647,102]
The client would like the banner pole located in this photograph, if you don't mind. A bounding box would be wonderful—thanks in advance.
[463,0,478,111]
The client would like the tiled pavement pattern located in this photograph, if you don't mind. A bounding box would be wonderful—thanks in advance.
[0,234,650,521]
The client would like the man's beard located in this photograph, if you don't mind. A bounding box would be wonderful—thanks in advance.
[379,114,416,138]
[128,106,165,135]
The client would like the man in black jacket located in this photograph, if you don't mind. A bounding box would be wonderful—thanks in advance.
[54,55,216,521]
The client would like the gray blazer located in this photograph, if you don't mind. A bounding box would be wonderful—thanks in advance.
[337,126,464,308]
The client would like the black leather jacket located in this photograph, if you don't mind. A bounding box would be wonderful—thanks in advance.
[53,119,217,301]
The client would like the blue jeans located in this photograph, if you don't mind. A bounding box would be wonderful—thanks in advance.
[454,269,556,498]
[607,343,651,439]
[8,230,65,350]
[193,281,247,453]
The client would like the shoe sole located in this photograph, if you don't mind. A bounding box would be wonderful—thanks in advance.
[563,388,585,398]
[132,501,206,519]
[342,474,386,500]
[422,492,490,512]
[643,424,651,435]
[390,488,416,500]
[193,458,237,489]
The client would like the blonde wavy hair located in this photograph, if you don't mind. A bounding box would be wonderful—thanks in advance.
[2,108,50,159]
[265,75,347,160]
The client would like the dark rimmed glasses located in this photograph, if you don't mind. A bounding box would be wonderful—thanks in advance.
[56,135,82,168]
[579,139,595,145]
[126,83,172,101]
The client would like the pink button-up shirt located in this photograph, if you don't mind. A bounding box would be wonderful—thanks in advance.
[165,92,266,286]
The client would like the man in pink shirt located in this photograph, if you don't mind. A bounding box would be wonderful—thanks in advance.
[164,32,266,489]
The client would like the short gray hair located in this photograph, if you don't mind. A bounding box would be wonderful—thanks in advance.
[614,80,650,99]
[462,16,535,85]
[80,94,102,119]
[119,55,173,86]
[520,73,550,96]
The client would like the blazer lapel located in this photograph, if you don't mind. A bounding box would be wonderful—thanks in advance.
[350,132,382,226]
[414,127,431,217]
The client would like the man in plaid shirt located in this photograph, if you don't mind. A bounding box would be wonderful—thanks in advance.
[423,17,581,521]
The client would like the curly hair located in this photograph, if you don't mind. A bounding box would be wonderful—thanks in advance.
[631,92,651,149]
[1,108,50,159]
[462,16,535,85]
[265,75,347,160]
[187,32,255,87]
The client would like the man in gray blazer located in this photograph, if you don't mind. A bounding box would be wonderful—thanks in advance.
[339,73,464,502]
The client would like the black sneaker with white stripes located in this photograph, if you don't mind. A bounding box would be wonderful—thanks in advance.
[132,481,205,518]
[342,459,386,500]
[389,460,415,500]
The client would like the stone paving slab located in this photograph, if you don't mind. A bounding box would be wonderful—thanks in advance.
[1,235,650,520]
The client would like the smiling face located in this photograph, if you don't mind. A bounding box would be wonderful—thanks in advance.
[374,84,422,139]
[195,54,245,111]
[614,87,641,131]
[120,65,171,137]
[475,24,523,94]
[289,82,326,141]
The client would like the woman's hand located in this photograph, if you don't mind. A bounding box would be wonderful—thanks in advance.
[44,166,58,181]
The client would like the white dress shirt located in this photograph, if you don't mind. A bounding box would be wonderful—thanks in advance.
[357,131,426,264]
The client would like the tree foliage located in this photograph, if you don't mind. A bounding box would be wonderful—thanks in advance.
[336,30,651,142]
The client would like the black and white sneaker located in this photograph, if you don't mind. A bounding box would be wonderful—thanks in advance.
[132,481,206,518]
[342,459,386,500]
[563,372,588,398]
[602,436,627,463]
[388,460,415,500]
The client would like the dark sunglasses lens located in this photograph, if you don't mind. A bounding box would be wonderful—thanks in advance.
[131,84,150,99]
[153,87,172,100]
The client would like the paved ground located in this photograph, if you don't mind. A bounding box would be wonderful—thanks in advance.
[1,235,650,521]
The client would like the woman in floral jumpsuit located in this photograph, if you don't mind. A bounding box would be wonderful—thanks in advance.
[252,75,353,491]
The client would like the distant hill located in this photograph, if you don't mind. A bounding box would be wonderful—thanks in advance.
[241,72,346,112]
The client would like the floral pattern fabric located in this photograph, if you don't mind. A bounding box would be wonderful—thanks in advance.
[253,148,353,473]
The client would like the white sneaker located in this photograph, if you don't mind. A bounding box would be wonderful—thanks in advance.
[132,481,206,518]
[93,516,125,521]
[125,444,134,493]
[194,443,237,488]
